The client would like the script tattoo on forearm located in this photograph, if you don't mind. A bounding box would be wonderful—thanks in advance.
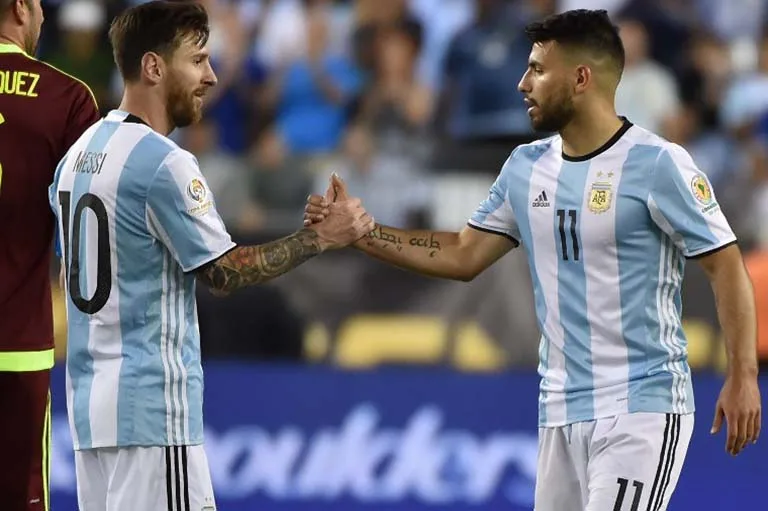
[365,226,442,258]
[198,229,322,292]
[408,233,442,258]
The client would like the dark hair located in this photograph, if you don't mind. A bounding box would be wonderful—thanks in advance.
[0,0,32,23]
[109,1,210,82]
[525,9,625,75]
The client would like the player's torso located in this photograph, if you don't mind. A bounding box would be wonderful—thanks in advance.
[0,53,73,348]
[504,129,692,425]
[56,118,203,448]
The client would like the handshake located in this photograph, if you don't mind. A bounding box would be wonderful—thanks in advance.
[302,173,376,251]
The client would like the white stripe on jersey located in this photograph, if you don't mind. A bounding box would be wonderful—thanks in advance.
[529,141,568,426]
[86,125,148,446]
[173,264,190,445]
[165,249,183,445]
[161,249,174,444]
[658,238,686,414]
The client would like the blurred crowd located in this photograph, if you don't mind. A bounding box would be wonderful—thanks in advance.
[39,0,768,366]
[36,0,768,241]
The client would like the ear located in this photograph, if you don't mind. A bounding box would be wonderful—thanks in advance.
[574,65,592,95]
[12,0,28,24]
[141,52,165,85]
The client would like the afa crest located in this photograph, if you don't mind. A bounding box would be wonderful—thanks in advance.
[588,181,612,214]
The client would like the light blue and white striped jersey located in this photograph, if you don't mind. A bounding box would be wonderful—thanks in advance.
[49,110,236,449]
[469,119,736,427]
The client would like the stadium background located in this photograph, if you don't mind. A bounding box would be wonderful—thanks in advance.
[38,0,767,509]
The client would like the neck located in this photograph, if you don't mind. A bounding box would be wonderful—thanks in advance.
[560,100,624,159]
[0,32,25,52]
[118,86,174,136]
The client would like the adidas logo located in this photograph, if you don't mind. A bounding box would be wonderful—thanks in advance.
[532,190,550,208]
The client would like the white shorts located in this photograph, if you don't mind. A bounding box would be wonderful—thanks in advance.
[74,445,216,511]
[535,412,694,511]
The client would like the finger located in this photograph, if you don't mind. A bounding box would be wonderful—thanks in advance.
[737,413,750,454]
[307,194,328,207]
[305,206,329,217]
[744,411,756,448]
[711,404,724,434]
[726,411,739,455]
[324,180,336,203]
[332,172,350,201]
[755,408,761,443]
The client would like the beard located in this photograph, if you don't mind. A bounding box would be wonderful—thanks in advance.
[166,73,202,130]
[529,86,576,133]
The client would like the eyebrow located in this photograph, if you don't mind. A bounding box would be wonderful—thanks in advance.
[528,59,543,68]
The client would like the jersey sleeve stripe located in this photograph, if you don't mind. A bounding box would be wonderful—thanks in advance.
[466,221,520,246]
[685,238,738,259]
[183,243,238,274]
[27,55,99,110]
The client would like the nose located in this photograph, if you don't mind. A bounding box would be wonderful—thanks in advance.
[517,74,529,93]
[204,63,218,88]
[518,68,533,93]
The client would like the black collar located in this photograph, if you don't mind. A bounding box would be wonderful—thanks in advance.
[562,117,633,162]
[123,113,149,127]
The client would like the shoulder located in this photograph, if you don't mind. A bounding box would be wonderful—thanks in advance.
[622,124,691,170]
[27,56,98,106]
[506,136,558,166]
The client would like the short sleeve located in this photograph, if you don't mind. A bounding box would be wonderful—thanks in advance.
[647,144,737,258]
[467,154,521,245]
[63,82,101,152]
[49,153,72,258]
[146,150,236,272]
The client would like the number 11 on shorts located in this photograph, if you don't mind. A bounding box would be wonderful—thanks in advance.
[614,477,644,511]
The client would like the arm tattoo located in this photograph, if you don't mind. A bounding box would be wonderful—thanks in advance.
[197,228,322,292]
[365,225,443,258]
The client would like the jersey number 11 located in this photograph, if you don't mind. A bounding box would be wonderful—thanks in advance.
[556,209,580,262]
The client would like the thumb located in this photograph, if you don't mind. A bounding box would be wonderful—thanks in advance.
[323,179,334,204]
[711,403,724,434]
[331,172,350,201]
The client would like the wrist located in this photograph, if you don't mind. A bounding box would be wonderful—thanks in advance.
[726,361,759,379]
[303,226,331,253]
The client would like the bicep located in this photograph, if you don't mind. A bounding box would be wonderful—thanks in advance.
[696,243,745,281]
[458,224,517,276]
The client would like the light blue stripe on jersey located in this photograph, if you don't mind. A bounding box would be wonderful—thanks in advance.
[555,161,594,423]
[114,133,176,445]
[652,150,718,253]
[68,121,122,448]
[509,145,551,424]
[616,145,671,412]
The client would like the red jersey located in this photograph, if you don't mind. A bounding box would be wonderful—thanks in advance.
[0,43,100,355]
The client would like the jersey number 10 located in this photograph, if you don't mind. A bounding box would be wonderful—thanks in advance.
[556,209,580,261]
[58,191,112,314]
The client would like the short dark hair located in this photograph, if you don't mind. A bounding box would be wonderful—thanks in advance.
[525,9,625,75]
[109,1,210,82]
[0,0,33,23]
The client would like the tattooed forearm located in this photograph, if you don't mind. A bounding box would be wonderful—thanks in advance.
[364,225,443,258]
[197,229,323,292]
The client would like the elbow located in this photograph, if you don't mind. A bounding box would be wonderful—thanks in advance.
[456,264,481,282]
